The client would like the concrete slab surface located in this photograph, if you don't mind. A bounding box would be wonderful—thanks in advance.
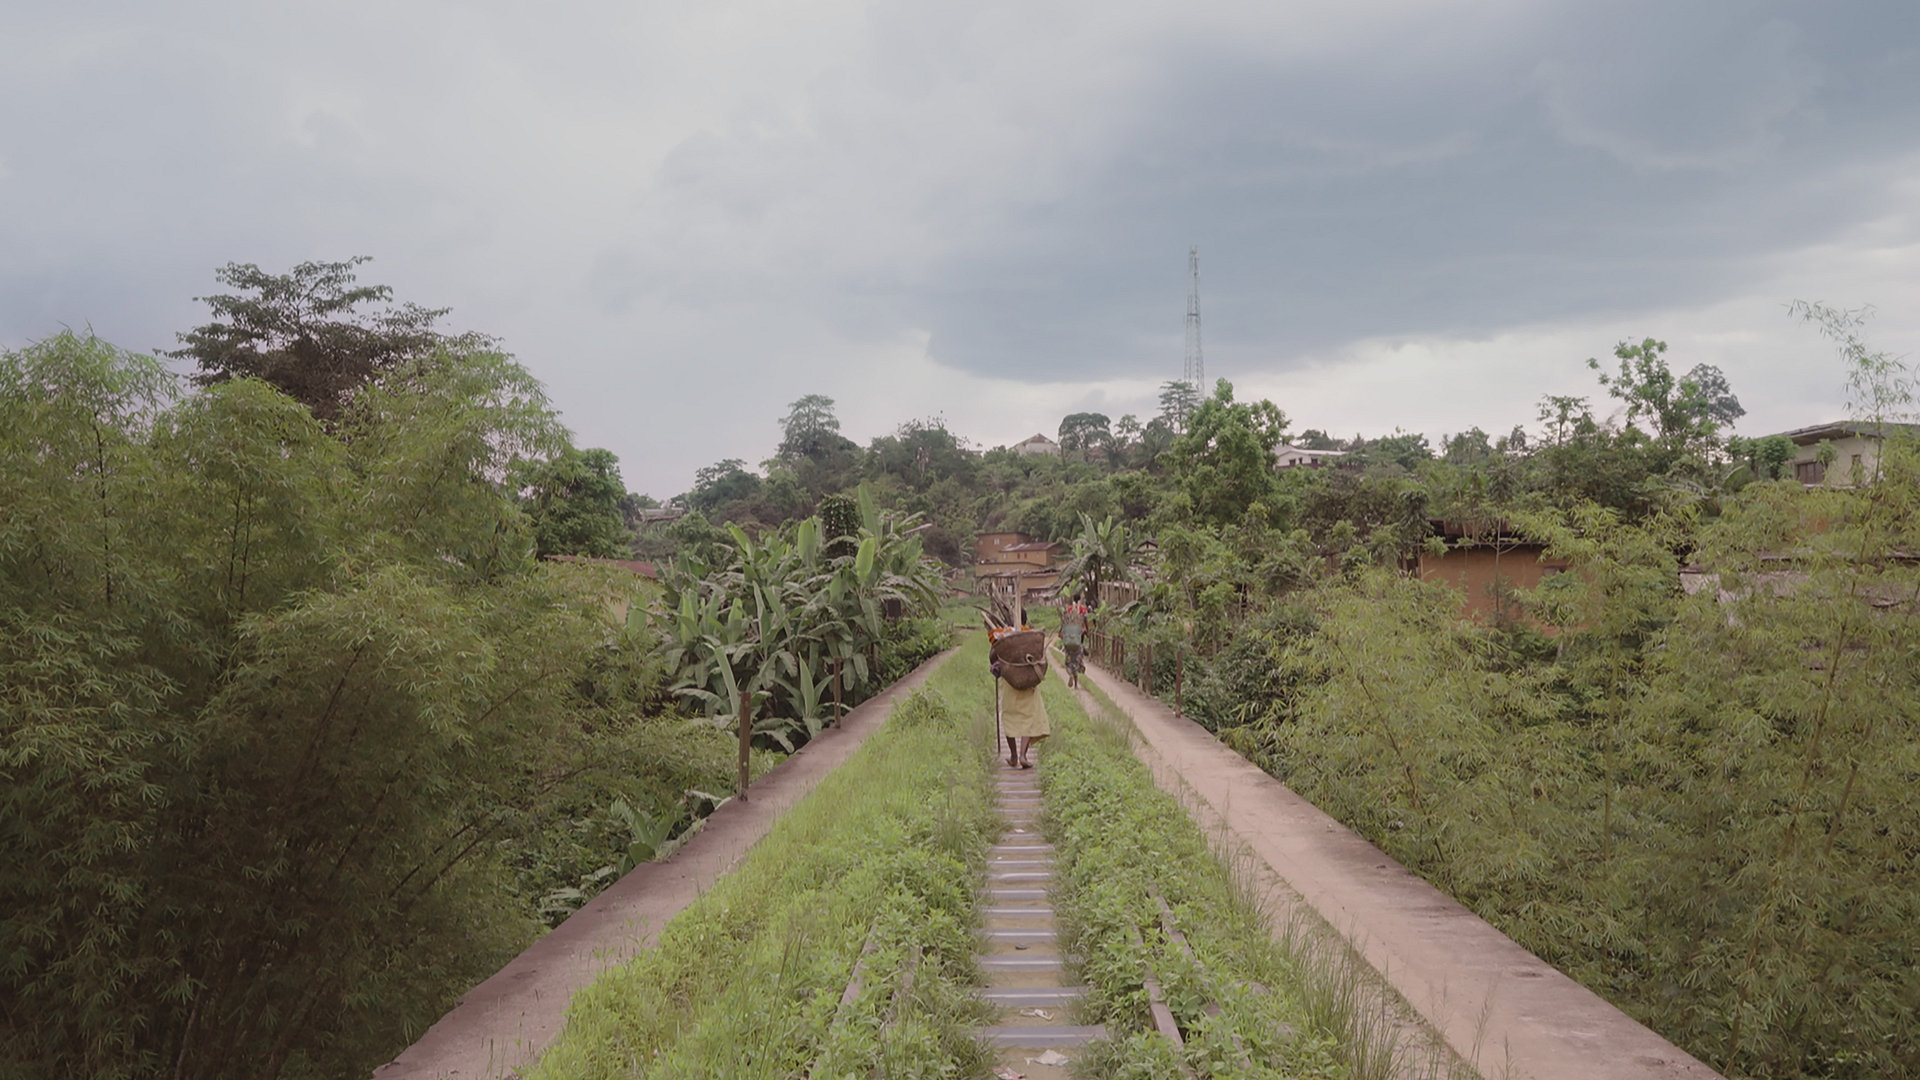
[371,648,958,1080]
[1078,663,1722,1080]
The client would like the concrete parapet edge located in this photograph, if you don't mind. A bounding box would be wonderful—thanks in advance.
[1075,662,1722,1080]
[372,647,959,1080]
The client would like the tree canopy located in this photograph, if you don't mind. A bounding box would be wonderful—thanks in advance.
[1057,412,1113,459]
[170,257,493,421]
[514,446,632,559]
[777,394,847,459]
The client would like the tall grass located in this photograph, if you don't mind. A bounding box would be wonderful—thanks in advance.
[1039,675,1470,1080]
[526,646,998,1080]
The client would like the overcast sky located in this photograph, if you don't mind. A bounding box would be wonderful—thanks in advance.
[5,0,1917,497]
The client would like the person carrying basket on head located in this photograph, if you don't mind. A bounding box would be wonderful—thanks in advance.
[989,626,1051,769]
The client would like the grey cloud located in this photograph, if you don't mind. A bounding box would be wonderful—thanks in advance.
[903,0,1920,381]
[4,0,1916,498]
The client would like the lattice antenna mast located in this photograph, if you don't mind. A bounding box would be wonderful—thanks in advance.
[1183,246,1205,389]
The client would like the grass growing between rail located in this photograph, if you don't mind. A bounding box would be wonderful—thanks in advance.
[526,644,1000,1080]
[1037,675,1458,1080]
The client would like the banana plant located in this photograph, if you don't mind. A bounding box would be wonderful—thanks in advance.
[651,485,948,749]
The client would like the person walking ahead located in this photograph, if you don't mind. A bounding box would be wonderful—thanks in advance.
[990,625,1051,768]
[1059,603,1087,690]
[998,678,1049,769]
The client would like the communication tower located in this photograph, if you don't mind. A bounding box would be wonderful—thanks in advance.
[1183,246,1204,389]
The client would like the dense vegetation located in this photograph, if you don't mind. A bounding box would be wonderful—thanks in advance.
[7,251,1908,1080]
[0,330,716,1080]
[1039,675,1440,1080]
[677,306,1915,1079]
[527,652,996,1080]
[0,263,949,1080]
[1071,314,1917,1079]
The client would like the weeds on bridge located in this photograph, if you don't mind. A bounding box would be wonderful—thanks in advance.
[526,652,1000,1080]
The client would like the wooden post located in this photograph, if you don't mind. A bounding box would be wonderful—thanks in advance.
[1144,643,1153,695]
[1175,648,1183,718]
[737,689,752,801]
[832,656,844,724]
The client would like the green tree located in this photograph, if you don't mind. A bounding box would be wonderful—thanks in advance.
[1537,394,1593,448]
[688,458,762,512]
[0,330,682,1080]
[1158,379,1200,431]
[1350,429,1433,470]
[1587,338,1744,455]
[866,417,975,491]
[515,447,633,559]
[169,257,493,421]
[1725,434,1795,482]
[1441,426,1495,465]
[1164,380,1288,526]
[1056,411,1112,461]
[1137,416,1177,466]
[777,394,846,459]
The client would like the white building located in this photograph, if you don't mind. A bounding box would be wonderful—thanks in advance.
[1776,421,1919,487]
[1274,443,1347,469]
[1013,433,1060,456]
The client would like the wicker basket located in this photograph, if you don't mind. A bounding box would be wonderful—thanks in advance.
[991,629,1049,691]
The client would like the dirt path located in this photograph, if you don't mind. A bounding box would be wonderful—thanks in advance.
[372,649,958,1080]
[1074,661,1721,1080]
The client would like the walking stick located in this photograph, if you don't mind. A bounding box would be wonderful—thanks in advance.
[994,674,1003,761]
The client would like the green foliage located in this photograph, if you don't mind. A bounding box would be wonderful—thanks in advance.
[1206,478,1920,1078]
[688,457,762,513]
[1158,379,1200,431]
[1587,337,1743,457]
[777,393,847,459]
[654,493,947,751]
[817,492,861,546]
[1130,310,1917,1078]
[1726,433,1796,483]
[0,331,700,1080]
[1344,429,1433,470]
[514,446,634,558]
[1038,677,1364,1079]
[875,616,953,687]
[1164,379,1289,527]
[525,661,997,1080]
[1057,513,1139,603]
[1058,411,1114,460]
[170,257,494,421]
[1790,300,1915,431]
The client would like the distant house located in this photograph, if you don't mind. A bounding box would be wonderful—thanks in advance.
[1402,520,1569,627]
[1774,421,1920,487]
[1013,433,1060,457]
[973,530,1063,593]
[1275,444,1347,469]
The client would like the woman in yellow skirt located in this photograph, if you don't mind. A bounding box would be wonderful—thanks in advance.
[998,679,1050,769]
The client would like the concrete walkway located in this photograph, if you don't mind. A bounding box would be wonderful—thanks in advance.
[1077,663,1722,1080]
[373,649,957,1080]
